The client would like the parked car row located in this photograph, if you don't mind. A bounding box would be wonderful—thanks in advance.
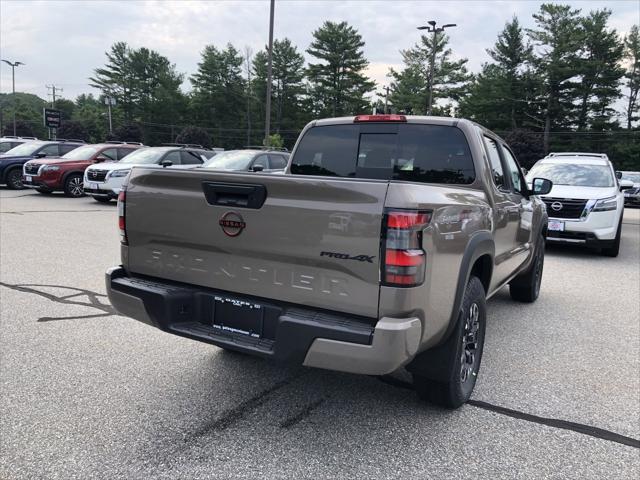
[0,138,291,201]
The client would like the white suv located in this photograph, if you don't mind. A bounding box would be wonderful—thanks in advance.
[526,153,624,257]
[83,146,208,202]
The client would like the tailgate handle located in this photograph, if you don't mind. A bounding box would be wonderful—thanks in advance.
[202,182,267,209]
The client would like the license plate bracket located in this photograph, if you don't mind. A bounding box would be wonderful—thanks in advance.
[548,220,565,232]
[212,296,263,338]
[26,175,32,182]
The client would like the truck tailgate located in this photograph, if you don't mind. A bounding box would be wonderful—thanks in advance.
[124,169,389,318]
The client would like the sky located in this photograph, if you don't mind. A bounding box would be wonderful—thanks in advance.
[0,0,638,103]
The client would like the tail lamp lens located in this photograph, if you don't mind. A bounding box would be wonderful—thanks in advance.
[117,190,127,244]
[382,210,430,287]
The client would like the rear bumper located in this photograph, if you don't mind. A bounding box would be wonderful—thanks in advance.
[106,267,421,375]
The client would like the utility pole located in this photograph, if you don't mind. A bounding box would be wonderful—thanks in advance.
[1,59,25,136]
[46,84,63,139]
[417,21,456,115]
[264,0,275,147]
[245,46,253,146]
[384,85,390,114]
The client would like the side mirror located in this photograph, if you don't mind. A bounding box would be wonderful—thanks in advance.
[619,179,634,191]
[95,155,109,163]
[161,159,173,168]
[531,177,553,196]
[615,171,622,179]
[251,164,264,172]
[35,152,47,158]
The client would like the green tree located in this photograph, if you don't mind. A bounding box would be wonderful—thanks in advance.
[90,42,186,144]
[57,120,88,141]
[527,3,584,152]
[190,44,246,148]
[575,9,624,131]
[502,129,545,168]
[306,21,375,116]
[72,94,109,143]
[54,99,75,122]
[252,38,307,138]
[388,31,470,115]
[0,92,47,138]
[175,125,212,148]
[2,119,35,137]
[459,17,542,130]
[623,25,640,129]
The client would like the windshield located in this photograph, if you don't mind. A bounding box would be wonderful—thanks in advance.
[202,150,255,170]
[2,142,43,156]
[621,172,640,183]
[117,148,165,164]
[527,163,614,187]
[61,146,100,160]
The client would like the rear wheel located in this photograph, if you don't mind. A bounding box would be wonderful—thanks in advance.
[601,218,622,257]
[509,232,544,302]
[412,276,486,409]
[92,196,112,203]
[63,174,85,197]
[5,168,24,189]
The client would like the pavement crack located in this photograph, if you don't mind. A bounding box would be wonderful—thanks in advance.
[467,399,640,449]
[0,282,116,321]
[376,376,640,449]
[280,398,325,429]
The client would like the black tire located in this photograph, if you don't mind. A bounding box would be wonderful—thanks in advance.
[63,174,85,198]
[601,218,622,257]
[36,188,53,194]
[412,276,486,409]
[509,233,545,302]
[92,196,112,203]
[5,168,24,189]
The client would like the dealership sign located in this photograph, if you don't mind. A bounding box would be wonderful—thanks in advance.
[43,108,62,128]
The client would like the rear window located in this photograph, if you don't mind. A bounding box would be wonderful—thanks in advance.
[291,124,475,184]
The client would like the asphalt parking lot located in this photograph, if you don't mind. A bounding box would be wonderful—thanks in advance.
[1,188,639,479]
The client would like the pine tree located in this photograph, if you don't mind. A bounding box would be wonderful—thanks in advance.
[575,9,624,131]
[388,32,470,115]
[623,25,640,129]
[306,21,375,116]
[527,4,584,152]
[190,44,246,147]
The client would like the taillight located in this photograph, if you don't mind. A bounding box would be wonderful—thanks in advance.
[382,209,431,287]
[117,189,127,244]
[354,114,407,123]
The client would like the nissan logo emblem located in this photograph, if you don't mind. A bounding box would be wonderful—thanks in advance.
[219,212,246,237]
[551,201,563,211]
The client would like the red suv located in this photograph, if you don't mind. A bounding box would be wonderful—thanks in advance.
[22,142,142,197]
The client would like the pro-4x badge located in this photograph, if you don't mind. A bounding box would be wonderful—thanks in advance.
[320,251,375,263]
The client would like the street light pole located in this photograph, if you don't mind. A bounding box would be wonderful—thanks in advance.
[416,21,456,116]
[1,59,25,136]
[264,0,275,147]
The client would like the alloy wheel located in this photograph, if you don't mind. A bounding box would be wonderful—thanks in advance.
[460,302,480,383]
[68,177,84,197]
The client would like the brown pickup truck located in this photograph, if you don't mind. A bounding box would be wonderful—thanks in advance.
[106,115,552,408]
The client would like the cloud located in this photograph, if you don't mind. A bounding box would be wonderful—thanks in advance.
[1,0,638,102]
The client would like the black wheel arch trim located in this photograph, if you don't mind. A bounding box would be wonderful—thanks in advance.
[441,231,494,347]
[61,170,85,185]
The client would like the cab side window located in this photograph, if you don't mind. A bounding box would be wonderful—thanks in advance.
[100,148,118,160]
[180,150,204,165]
[59,144,79,155]
[501,145,524,194]
[162,150,182,165]
[40,144,61,156]
[268,154,288,169]
[253,155,269,169]
[117,148,134,160]
[483,136,505,190]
